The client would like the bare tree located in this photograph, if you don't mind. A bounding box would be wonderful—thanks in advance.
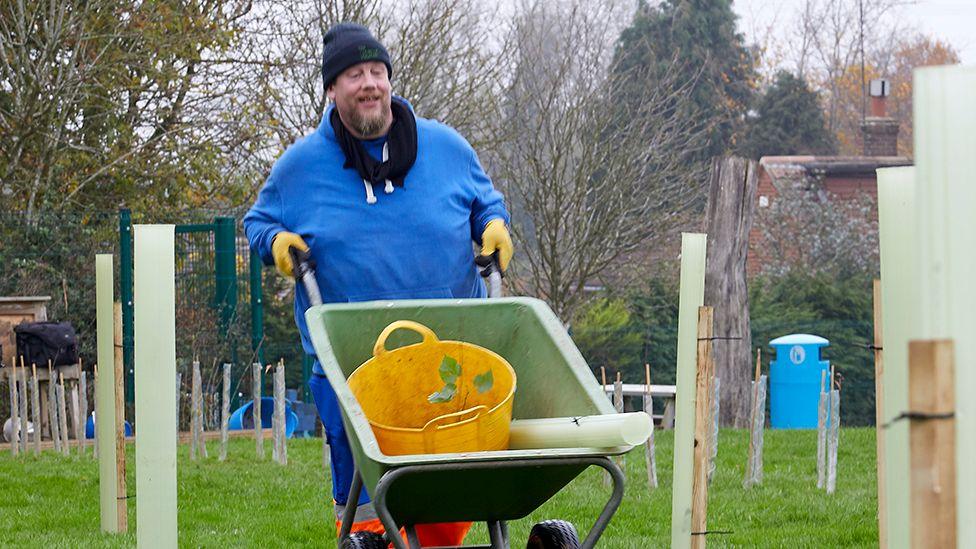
[490,0,708,321]
[770,0,905,134]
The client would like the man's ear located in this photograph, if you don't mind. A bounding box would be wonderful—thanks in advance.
[326,84,336,101]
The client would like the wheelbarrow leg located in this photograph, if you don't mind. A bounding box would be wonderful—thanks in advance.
[337,466,364,548]
[580,457,625,549]
[371,474,410,549]
[404,525,421,548]
[487,520,507,548]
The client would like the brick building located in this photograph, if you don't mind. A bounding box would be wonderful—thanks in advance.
[747,97,911,276]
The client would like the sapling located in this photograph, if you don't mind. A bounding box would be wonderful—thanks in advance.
[428,355,494,412]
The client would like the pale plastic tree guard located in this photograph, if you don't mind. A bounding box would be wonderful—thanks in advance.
[134,224,178,548]
[877,165,915,546]
[914,66,976,545]
[669,233,707,549]
[95,253,121,532]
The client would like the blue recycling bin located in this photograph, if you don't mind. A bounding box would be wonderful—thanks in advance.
[769,334,830,428]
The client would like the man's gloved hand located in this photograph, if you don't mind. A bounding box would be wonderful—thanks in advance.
[271,231,309,278]
[480,219,513,272]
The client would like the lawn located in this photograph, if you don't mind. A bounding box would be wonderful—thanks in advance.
[0,428,878,548]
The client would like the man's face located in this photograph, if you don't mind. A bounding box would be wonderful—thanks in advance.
[327,61,393,139]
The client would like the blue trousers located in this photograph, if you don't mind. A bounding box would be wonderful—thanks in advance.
[308,367,371,507]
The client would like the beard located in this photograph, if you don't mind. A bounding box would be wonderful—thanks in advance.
[348,105,391,139]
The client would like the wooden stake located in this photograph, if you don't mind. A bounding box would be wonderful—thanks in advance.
[276,360,287,465]
[613,372,624,471]
[908,340,956,549]
[31,364,41,456]
[817,370,828,489]
[751,376,766,484]
[691,306,715,549]
[191,360,207,459]
[79,369,88,456]
[70,378,81,453]
[826,389,840,494]
[113,302,128,532]
[48,363,60,453]
[253,363,263,459]
[708,377,720,484]
[8,365,19,455]
[744,349,761,487]
[272,362,280,463]
[92,365,98,460]
[19,363,29,454]
[220,364,230,461]
[873,279,887,548]
[176,371,183,439]
[58,373,70,455]
[644,364,658,490]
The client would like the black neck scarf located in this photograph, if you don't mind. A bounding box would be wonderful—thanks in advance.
[330,97,417,188]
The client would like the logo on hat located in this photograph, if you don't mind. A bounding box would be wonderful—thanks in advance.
[358,45,380,60]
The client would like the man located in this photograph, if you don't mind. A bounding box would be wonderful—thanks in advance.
[243,23,513,546]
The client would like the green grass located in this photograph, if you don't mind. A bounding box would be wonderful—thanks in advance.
[0,428,878,548]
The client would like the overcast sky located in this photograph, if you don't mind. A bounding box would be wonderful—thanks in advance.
[732,0,975,64]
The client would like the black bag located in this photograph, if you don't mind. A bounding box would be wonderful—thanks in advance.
[14,321,79,367]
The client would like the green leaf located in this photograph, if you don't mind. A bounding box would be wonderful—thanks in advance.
[439,355,461,384]
[428,383,457,404]
[473,368,494,394]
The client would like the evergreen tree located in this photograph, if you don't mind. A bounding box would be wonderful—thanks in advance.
[741,71,837,159]
[610,0,755,161]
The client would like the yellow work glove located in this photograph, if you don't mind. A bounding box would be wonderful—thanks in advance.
[480,219,513,272]
[271,231,309,278]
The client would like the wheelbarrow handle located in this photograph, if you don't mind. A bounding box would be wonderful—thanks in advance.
[288,246,323,307]
[475,251,503,299]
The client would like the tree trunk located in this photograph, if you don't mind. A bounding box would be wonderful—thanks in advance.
[703,156,758,427]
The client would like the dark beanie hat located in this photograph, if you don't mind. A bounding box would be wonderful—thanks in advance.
[322,23,392,89]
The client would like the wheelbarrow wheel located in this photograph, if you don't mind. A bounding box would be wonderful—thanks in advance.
[526,519,580,549]
[342,531,387,549]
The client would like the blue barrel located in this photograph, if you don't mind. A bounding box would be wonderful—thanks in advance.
[228,397,299,438]
[85,413,133,439]
[769,334,829,428]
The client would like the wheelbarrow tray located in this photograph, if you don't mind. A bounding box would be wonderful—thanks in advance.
[305,297,631,527]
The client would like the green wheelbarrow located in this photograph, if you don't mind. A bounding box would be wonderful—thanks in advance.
[305,296,631,549]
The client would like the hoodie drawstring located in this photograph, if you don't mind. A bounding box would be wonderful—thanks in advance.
[363,142,394,204]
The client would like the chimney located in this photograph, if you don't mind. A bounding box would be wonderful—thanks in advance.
[861,78,899,156]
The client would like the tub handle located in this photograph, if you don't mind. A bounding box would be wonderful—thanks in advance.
[421,405,488,453]
[373,320,440,357]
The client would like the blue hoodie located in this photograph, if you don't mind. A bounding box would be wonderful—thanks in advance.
[243,100,510,368]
